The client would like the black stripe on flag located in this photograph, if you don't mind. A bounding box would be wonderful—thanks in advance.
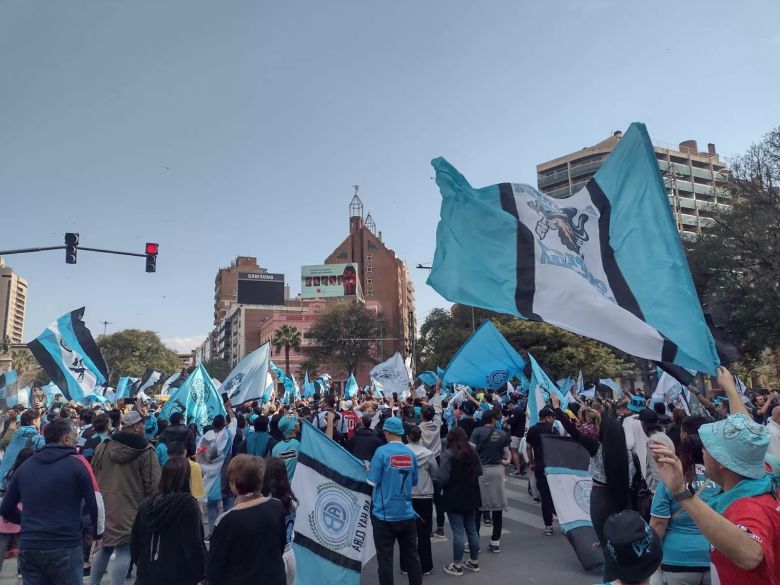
[499,183,541,320]
[71,307,109,379]
[293,532,362,573]
[27,339,73,401]
[298,452,373,496]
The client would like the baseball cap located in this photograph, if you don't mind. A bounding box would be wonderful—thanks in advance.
[604,510,662,583]
[699,413,769,479]
[383,416,405,436]
[277,415,298,437]
[638,409,658,424]
[343,400,353,410]
[121,411,143,426]
[538,406,555,419]
[628,396,646,413]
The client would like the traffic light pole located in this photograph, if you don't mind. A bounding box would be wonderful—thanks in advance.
[0,245,145,258]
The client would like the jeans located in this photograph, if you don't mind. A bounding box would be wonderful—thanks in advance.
[401,499,433,574]
[371,515,421,585]
[0,532,19,572]
[447,511,479,563]
[89,543,131,585]
[591,485,626,582]
[432,455,445,530]
[475,510,503,541]
[534,470,555,526]
[19,546,83,585]
[207,497,235,535]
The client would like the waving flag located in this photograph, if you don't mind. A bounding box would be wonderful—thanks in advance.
[221,343,270,404]
[427,123,718,375]
[115,376,139,401]
[136,369,162,396]
[345,373,358,399]
[370,377,384,398]
[27,307,108,401]
[160,364,226,431]
[443,321,526,391]
[599,378,622,400]
[369,353,411,396]
[303,371,316,398]
[0,371,27,409]
[160,372,181,395]
[417,371,440,388]
[526,354,567,426]
[292,421,375,585]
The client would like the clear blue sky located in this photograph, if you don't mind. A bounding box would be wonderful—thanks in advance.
[2,0,778,352]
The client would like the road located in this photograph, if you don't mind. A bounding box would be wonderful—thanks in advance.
[0,476,602,584]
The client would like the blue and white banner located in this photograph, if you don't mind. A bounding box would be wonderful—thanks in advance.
[303,371,316,398]
[0,371,28,409]
[292,421,375,585]
[369,352,411,396]
[221,343,270,404]
[160,364,226,431]
[599,378,622,400]
[27,307,108,401]
[115,376,139,401]
[345,373,358,399]
[541,435,603,571]
[526,354,567,427]
[417,370,440,388]
[427,123,719,375]
[369,377,384,398]
[160,372,181,395]
[442,321,526,390]
[137,369,162,396]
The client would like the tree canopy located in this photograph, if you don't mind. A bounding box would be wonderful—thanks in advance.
[271,325,302,375]
[306,301,385,375]
[97,329,181,385]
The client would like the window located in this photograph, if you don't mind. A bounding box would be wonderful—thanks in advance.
[367,290,374,296]
[337,252,348,259]
[367,278,373,284]
[366,267,373,273]
[366,255,373,262]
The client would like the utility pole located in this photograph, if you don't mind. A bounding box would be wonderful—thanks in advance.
[100,321,113,336]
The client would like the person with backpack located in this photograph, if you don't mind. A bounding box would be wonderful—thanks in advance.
[0,410,45,492]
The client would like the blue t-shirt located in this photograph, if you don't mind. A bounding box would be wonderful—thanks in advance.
[367,442,418,521]
[272,438,301,481]
[650,466,720,568]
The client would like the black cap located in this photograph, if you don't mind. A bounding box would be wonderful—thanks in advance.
[538,406,555,419]
[604,511,662,583]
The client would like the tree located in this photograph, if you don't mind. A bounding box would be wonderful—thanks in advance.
[687,127,780,362]
[97,329,181,385]
[271,325,302,376]
[201,358,230,381]
[307,301,385,375]
[11,348,49,387]
[297,358,319,380]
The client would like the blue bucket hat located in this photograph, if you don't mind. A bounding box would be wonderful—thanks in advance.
[699,413,769,480]
[628,396,646,413]
[383,416,405,436]
[277,415,298,438]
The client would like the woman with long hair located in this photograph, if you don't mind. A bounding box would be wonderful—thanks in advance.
[649,416,719,585]
[550,393,635,582]
[436,426,482,577]
[130,456,206,585]
[206,455,286,585]
[262,457,298,585]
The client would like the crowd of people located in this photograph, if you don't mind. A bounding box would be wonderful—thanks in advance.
[0,364,776,585]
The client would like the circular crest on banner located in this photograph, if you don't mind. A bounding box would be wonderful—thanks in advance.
[485,370,509,389]
[309,482,358,550]
[574,479,592,513]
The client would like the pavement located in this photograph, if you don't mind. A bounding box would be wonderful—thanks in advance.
[0,476,603,584]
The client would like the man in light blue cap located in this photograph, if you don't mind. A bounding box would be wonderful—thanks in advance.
[651,367,779,585]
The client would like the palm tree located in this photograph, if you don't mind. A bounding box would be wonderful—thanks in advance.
[271,325,302,376]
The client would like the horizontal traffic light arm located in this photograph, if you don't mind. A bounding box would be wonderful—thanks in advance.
[0,245,148,258]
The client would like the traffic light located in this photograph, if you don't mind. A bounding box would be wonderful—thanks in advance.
[145,242,158,273]
[65,233,79,264]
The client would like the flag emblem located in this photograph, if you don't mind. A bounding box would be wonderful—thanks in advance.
[309,482,360,550]
[527,198,591,255]
[486,369,508,388]
[573,479,592,514]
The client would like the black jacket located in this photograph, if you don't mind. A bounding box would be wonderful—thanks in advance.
[436,447,482,514]
[348,427,384,461]
[130,493,205,585]
[159,424,196,457]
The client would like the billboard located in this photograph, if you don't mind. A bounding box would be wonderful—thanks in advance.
[237,272,285,306]
[301,264,362,299]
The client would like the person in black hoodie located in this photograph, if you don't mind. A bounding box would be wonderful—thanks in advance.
[0,418,101,585]
[130,456,206,585]
[347,415,384,462]
[159,412,196,457]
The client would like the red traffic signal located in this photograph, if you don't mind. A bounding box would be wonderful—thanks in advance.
[145,243,159,255]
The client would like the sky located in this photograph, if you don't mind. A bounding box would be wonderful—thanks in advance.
[1,0,778,353]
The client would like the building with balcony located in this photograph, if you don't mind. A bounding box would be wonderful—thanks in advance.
[536,131,730,241]
[0,258,28,344]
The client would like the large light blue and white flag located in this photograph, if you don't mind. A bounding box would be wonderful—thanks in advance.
[27,307,108,402]
[442,321,526,390]
[292,421,375,585]
[542,435,603,571]
[137,369,163,396]
[160,372,181,395]
[115,376,139,401]
[345,373,358,399]
[369,353,411,396]
[599,378,622,400]
[160,364,226,431]
[221,343,270,404]
[427,123,719,375]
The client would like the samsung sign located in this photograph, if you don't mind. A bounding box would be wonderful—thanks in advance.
[237,272,285,305]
